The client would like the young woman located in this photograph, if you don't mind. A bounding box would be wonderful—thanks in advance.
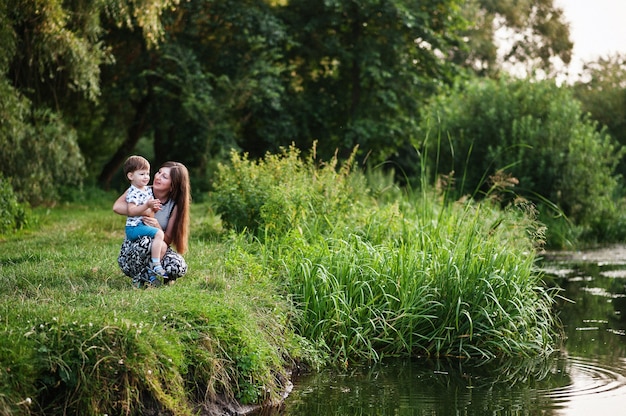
[113,161,191,287]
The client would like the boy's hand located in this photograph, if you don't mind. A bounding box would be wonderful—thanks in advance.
[147,198,162,212]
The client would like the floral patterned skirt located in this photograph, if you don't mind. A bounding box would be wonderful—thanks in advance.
[117,237,187,285]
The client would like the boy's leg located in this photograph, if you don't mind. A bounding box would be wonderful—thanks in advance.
[128,224,166,287]
[148,230,168,285]
[151,230,164,262]
[126,224,157,241]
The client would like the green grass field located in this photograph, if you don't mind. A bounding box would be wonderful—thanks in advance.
[0,152,562,415]
[0,198,307,415]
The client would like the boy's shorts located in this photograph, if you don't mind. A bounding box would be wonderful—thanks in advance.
[126,224,159,241]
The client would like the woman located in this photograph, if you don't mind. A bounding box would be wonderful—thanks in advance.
[113,161,191,287]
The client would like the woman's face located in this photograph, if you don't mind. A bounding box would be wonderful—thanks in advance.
[153,167,172,196]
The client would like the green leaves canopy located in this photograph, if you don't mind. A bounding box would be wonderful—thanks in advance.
[277,0,465,163]
[1,0,177,203]
[1,0,578,203]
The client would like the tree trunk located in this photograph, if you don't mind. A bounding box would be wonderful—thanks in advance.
[97,92,152,189]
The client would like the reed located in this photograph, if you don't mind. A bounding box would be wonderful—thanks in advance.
[214,146,560,364]
[270,196,557,363]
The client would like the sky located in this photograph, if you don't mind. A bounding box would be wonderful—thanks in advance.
[555,0,626,78]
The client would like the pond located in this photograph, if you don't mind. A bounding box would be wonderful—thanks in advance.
[277,246,626,415]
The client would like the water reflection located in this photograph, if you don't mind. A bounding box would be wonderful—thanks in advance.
[278,247,626,415]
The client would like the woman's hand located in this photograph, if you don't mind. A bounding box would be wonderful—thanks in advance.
[142,216,161,229]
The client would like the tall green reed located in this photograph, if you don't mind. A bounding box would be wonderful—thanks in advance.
[215,145,560,365]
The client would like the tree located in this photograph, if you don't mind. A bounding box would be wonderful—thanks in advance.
[277,0,466,164]
[6,0,176,105]
[0,79,86,204]
[452,0,573,76]
[1,0,580,201]
[93,0,293,190]
[573,53,626,178]
[1,0,176,202]
[155,0,295,162]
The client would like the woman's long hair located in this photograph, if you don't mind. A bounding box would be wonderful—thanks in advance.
[162,161,190,254]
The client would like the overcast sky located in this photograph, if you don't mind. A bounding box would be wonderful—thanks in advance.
[556,0,626,75]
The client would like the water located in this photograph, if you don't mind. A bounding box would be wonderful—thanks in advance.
[278,247,626,415]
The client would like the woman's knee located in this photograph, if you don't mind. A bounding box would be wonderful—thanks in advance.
[163,251,187,278]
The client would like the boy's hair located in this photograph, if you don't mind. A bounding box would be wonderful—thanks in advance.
[124,155,150,179]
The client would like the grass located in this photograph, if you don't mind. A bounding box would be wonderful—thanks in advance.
[0,198,310,415]
[264,196,559,363]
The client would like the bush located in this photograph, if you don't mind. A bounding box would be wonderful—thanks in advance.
[211,144,369,237]
[0,175,30,234]
[419,77,624,244]
[0,80,86,206]
[214,147,558,363]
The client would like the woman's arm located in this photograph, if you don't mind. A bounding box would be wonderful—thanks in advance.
[113,190,129,215]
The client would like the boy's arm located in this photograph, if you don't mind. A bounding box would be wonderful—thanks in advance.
[116,189,159,217]
[127,199,158,217]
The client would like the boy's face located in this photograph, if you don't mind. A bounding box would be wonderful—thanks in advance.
[127,169,151,187]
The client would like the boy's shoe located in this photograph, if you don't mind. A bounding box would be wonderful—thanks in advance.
[148,275,163,287]
[149,263,169,279]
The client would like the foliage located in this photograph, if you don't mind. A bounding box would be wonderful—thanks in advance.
[4,0,177,103]
[149,0,296,180]
[0,80,86,205]
[277,0,466,164]
[212,144,368,235]
[453,0,573,76]
[0,175,31,234]
[171,0,297,159]
[2,0,179,199]
[84,0,294,190]
[574,53,626,178]
[0,202,309,414]
[276,199,556,362]
[419,77,624,244]
[2,0,582,211]
[213,147,559,364]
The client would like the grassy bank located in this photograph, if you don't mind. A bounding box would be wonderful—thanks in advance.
[0,199,312,415]
[0,148,561,414]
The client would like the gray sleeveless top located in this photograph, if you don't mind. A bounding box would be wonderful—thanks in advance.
[154,198,175,230]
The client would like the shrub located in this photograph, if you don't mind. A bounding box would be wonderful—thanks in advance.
[211,144,369,237]
[0,80,86,206]
[0,175,30,234]
[214,147,558,363]
[419,77,624,244]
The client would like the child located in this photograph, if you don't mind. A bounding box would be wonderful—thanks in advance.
[122,155,168,287]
